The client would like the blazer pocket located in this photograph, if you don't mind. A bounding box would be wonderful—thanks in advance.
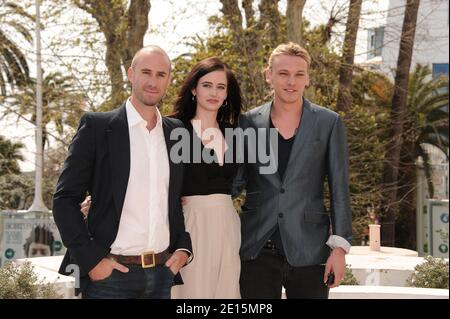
[304,212,330,224]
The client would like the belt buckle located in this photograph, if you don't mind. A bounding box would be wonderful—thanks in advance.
[141,251,155,268]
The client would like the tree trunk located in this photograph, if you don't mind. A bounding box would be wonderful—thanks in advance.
[381,0,420,247]
[220,0,267,108]
[259,0,281,45]
[336,0,362,113]
[395,141,417,250]
[286,0,307,45]
[124,0,151,71]
[220,0,245,52]
[242,0,255,28]
[73,0,150,109]
[105,34,126,107]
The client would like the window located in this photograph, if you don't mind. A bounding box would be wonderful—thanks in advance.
[367,27,385,59]
[432,63,449,78]
[432,63,449,113]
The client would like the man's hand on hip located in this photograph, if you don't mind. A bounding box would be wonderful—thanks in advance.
[88,258,129,282]
[165,250,189,275]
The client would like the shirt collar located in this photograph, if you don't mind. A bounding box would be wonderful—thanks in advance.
[126,98,163,129]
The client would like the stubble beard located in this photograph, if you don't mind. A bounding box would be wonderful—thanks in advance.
[137,91,162,108]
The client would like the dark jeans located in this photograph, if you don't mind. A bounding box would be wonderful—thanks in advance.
[240,247,329,299]
[83,264,175,299]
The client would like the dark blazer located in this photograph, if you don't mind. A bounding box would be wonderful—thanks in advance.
[53,103,191,293]
[233,99,352,267]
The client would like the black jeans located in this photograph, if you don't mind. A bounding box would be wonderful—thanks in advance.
[240,247,329,299]
[83,264,175,299]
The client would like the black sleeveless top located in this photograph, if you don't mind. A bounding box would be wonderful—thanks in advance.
[181,121,239,196]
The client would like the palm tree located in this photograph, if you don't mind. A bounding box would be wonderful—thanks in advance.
[396,64,448,249]
[0,135,24,175]
[9,71,85,147]
[0,1,34,95]
[366,64,448,249]
[2,72,85,210]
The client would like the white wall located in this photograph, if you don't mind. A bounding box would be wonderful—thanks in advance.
[380,0,449,77]
[354,0,389,64]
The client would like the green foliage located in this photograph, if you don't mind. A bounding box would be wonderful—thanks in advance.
[0,261,61,299]
[0,173,32,209]
[351,65,449,248]
[0,136,55,209]
[0,135,23,175]
[8,71,85,147]
[302,23,341,107]
[1,71,84,211]
[405,64,449,181]
[0,1,34,95]
[344,104,388,243]
[407,256,449,289]
[0,172,54,210]
[341,264,359,285]
[69,0,151,110]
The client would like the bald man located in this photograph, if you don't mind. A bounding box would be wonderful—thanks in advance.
[53,46,192,299]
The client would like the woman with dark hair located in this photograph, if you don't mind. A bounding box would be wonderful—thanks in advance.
[170,57,243,299]
[80,57,243,298]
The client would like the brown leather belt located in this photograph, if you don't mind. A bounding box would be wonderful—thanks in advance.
[107,250,171,269]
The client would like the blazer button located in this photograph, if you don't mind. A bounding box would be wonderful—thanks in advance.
[278,212,284,218]
[280,188,285,193]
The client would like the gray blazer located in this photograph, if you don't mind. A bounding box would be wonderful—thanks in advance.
[232,99,352,267]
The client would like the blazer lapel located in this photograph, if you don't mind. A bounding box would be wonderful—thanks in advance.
[282,99,318,182]
[107,104,130,218]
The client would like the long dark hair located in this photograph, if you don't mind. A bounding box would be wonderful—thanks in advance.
[171,57,242,127]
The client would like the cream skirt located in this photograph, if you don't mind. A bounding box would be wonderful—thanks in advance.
[171,194,241,299]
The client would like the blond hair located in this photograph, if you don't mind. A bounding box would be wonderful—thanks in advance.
[266,42,311,71]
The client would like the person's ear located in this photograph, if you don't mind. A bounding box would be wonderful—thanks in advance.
[265,69,272,86]
[191,88,196,98]
[127,67,133,83]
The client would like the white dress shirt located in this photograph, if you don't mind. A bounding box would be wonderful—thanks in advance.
[326,235,351,254]
[110,100,170,255]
